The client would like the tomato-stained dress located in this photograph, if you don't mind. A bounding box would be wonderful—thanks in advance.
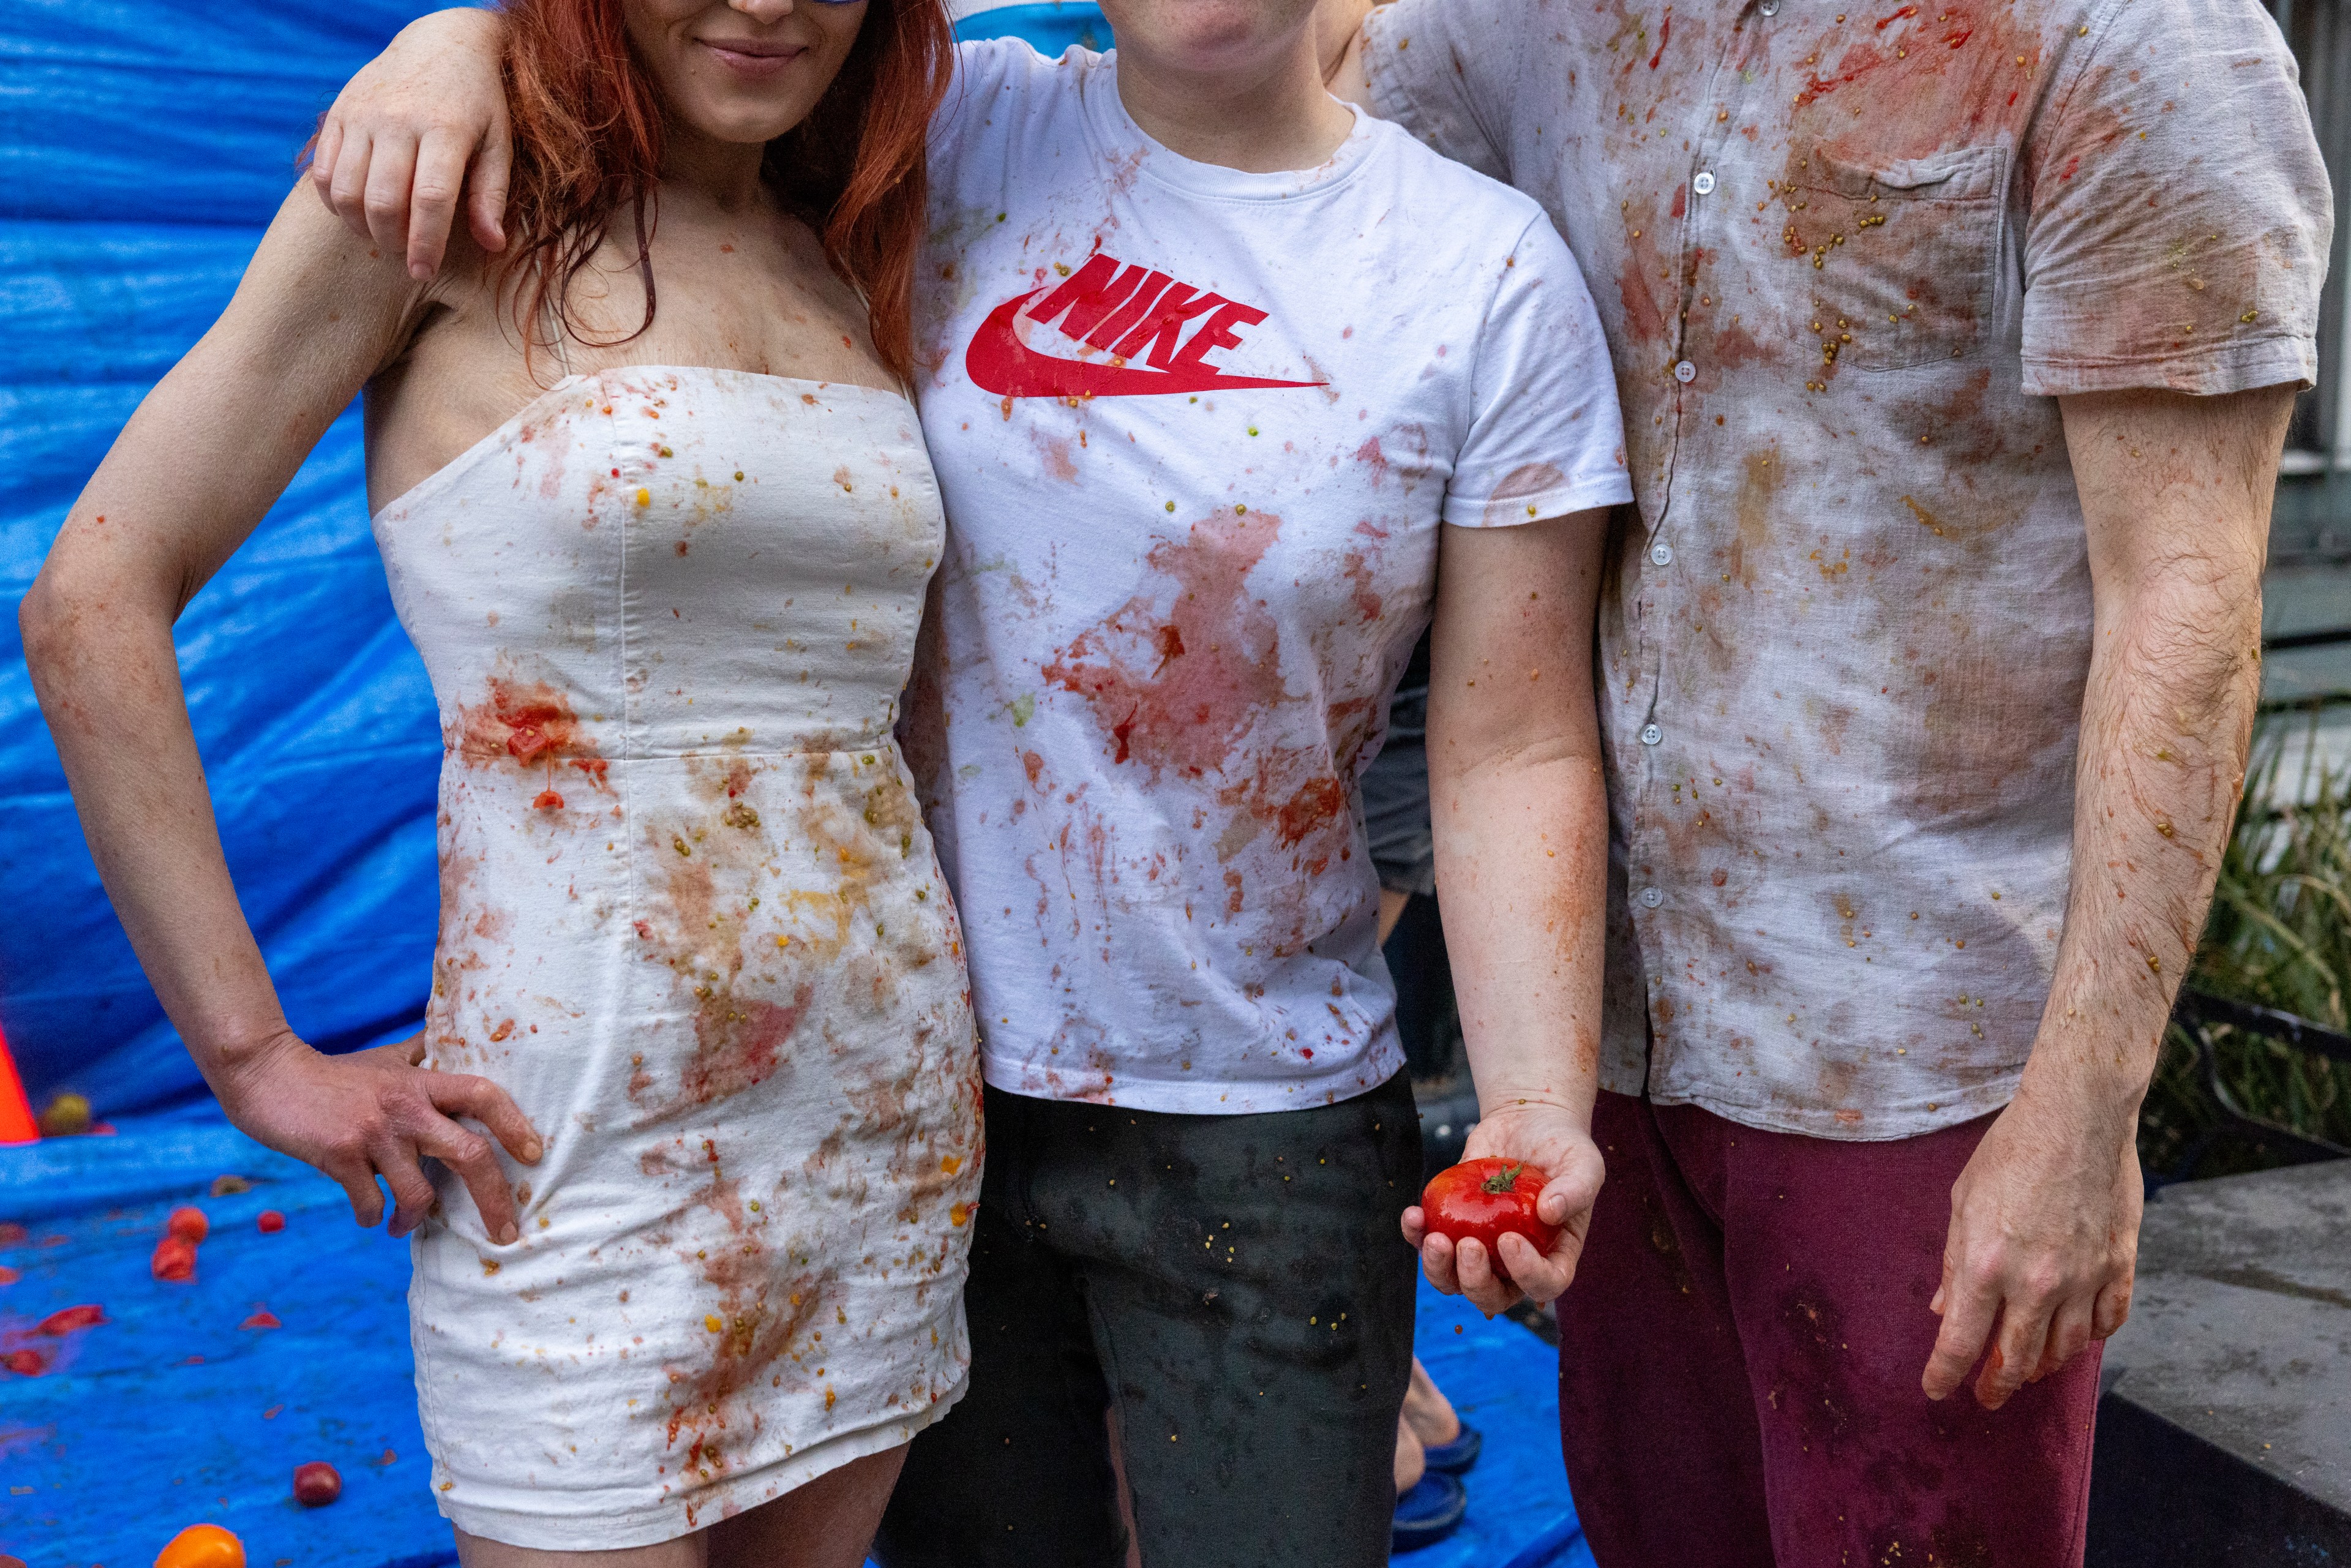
[372,366,981,1548]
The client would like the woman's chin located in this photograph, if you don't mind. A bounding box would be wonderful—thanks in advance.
[676,92,827,148]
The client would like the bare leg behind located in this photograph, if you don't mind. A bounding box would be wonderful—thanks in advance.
[455,1444,908,1568]
[1393,1412,1425,1495]
[1400,1358,1461,1447]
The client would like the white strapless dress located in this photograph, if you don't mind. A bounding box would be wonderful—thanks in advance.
[371,367,981,1547]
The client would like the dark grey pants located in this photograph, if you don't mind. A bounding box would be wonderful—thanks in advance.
[874,1073,1422,1568]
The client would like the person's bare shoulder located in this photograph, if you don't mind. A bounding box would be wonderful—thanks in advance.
[1318,0,1379,109]
[219,178,462,395]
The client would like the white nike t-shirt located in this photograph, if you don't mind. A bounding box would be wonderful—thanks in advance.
[906,40,1632,1114]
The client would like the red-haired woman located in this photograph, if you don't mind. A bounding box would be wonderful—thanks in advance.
[22,1,976,1561]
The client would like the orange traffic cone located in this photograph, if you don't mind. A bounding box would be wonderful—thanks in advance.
[0,1021,39,1145]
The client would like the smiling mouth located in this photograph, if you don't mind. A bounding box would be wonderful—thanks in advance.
[700,39,808,65]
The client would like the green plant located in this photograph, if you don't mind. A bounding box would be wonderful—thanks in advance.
[2138,703,2351,1179]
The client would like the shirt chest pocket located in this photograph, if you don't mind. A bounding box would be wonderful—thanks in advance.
[1789,146,2008,372]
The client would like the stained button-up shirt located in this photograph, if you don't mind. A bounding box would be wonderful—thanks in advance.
[1367,0,2330,1137]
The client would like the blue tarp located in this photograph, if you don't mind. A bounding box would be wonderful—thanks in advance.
[1,0,452,1117]
[0,1117,448,1566]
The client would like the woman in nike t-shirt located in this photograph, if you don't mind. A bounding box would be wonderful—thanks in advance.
[315,1,1629,1561]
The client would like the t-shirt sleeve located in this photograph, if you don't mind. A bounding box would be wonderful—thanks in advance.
[1359,0,1515,184]
[1446,212,1635,528]
[2019,0,2332,397]
[928,36,1052,193]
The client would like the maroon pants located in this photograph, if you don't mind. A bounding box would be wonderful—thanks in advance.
[1556,1092,2101,1567]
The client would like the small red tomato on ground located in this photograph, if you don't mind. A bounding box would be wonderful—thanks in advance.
[1419,1158,1561,1286]
[168,1206,209,1244]
[154,1523,246,1568]
[36,1304,106,1335]
[4,1348,46,1376]
[292,1460,342,1507]
[256,1210,286,1234]
[151,1236,198,1282]
[240,1309,281,1330]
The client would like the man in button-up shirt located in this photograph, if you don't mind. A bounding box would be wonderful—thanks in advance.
[1329,0,2328,1559]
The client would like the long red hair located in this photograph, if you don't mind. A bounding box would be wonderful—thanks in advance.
[498,0,952,381]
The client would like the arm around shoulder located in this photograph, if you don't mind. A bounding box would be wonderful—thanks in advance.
[312,5,513,279]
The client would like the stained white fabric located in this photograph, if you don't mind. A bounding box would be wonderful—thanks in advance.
[1367,0,2330,1138]
[903,42,1633,1114]
[373,366,981,1546]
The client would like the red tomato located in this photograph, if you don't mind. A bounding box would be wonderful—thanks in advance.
[293,1460,342,1507]
[151,1236,198,1282]
[168,1207,209,1245]
[257,1211,286,1234]
[1419,1158,1559,1286]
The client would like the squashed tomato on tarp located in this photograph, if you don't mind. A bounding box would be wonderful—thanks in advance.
[36,1304,105,1335]
[153,1523,244,1568]
[151,1236,197,1281]
[1419,1158,1559,1286]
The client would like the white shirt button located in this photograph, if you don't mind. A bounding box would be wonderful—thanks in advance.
[1692,171,1717,197]
[1759,0,1779,13]
[1674,359,1697,383]
[1641,722,1663,746]
[1640,886,1665,908]
[1650,541,1674,566]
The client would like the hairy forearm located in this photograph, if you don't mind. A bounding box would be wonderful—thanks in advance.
[2026,387,2289,1131]
[23,577,291,1079]
[1430,746,1609,1116]
[2023,575,2262,1124]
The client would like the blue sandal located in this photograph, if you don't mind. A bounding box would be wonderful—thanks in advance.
[1392,1472,1469,1552]
[1421,1422,1482,1475]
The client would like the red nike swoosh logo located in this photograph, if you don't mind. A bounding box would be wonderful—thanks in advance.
[965,289,1327,399]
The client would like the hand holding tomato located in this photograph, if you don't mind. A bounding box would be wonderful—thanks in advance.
[1419,1158,1561,1283]
[1402,1101,1603,1315]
